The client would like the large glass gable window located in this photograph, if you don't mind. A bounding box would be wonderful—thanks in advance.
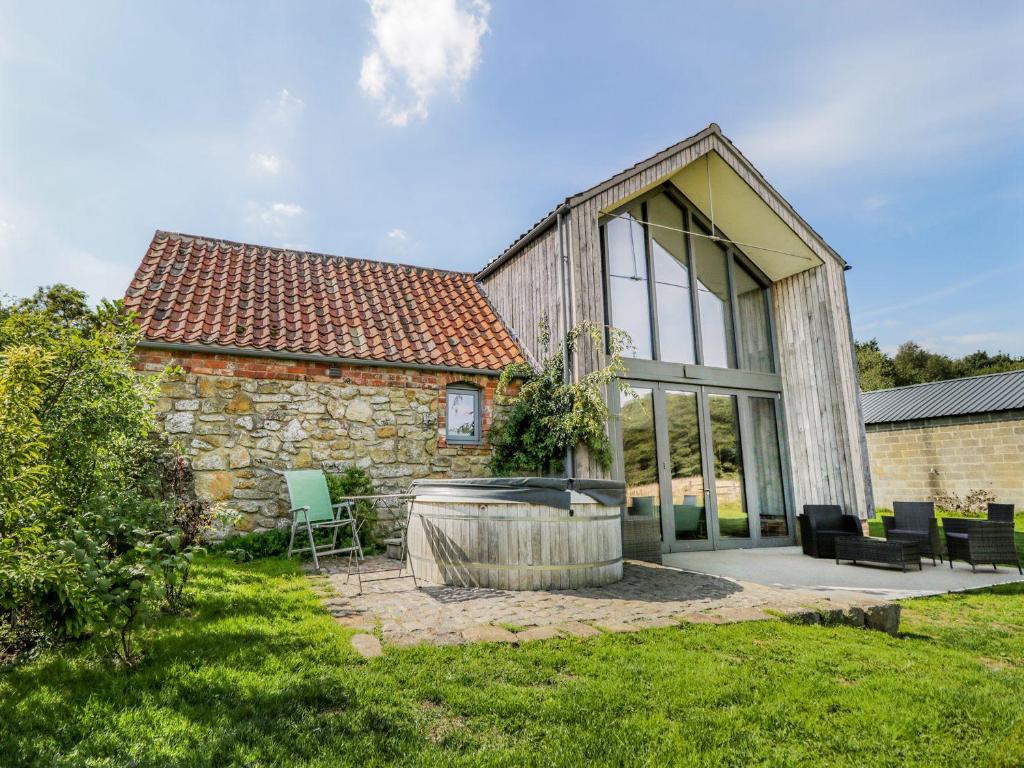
[603,189,774,373]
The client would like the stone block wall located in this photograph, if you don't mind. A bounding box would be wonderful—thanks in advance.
[865,410,1024,510]
[135,348,504,534]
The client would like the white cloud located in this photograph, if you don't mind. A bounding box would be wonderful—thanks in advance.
[259,202,304,224]
[250,152,281,174]
[270,88,304,115]
[246,201,306,239]
[386,228,408,241]
[739,18,1024,183]
[359,0,490,126]
[862,195,890,212]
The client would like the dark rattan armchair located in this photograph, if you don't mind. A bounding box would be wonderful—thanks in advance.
[987,502,1015,523]
[883,501,943,565]
[798,504,862,558]
[943,503,1020,573]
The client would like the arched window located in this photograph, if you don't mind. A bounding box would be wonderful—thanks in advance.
[445,384,482,444]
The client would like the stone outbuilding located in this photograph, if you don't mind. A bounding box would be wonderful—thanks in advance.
[126,232,525,533]
[862,370,1024,510]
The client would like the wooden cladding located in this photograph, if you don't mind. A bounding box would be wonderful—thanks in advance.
[478,225,562,367]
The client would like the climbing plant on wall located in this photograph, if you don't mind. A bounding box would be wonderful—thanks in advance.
[489,322,631,477]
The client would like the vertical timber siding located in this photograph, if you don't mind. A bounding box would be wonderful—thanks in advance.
[773,259,873,517]
[479,225,562,366]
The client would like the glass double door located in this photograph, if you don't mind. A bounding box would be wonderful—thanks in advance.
[620,383,792,552]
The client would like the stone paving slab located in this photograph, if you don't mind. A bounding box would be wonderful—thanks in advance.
[351,634,383,658]
[314,557,900,649]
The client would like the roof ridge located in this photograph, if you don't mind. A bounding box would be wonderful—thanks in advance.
[861,368,1024,396]
[153,230,477,278]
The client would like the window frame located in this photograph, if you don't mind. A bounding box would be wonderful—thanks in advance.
[600,184,776,373]
[444,384,483,445]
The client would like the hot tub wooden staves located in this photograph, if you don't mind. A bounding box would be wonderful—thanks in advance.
[407,495,624,590]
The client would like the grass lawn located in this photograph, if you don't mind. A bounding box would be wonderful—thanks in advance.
[2,558,1023,767]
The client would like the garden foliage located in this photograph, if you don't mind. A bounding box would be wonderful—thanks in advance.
[489,322,630,476]
[0,285,209,663]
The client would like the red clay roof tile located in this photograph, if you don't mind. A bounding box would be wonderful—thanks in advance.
[125,231,525,372]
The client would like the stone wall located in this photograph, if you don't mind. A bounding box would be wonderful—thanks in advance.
[866,410,1024,510]
[135,348,503,534]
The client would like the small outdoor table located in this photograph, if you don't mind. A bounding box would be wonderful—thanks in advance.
[835,536,922,572]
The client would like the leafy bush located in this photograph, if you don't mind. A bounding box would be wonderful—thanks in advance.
[489,322,630,476]
[326,466,378,547]
[0,285,209,664]
[209,528,291,561]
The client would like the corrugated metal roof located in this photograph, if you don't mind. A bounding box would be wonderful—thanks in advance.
[861,370,1024,424]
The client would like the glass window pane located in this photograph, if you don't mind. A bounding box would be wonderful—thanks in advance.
[605,206,652,359]
[693,232,735,369]
[709,393,749,538]
[734,260,774,373]
[620,387,659,522]
[446,389,479,441]
[750,397,788,537]
[665,390,706,541]
[648,195,695,364]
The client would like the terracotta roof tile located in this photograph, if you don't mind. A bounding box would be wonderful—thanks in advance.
[125,231,525,372]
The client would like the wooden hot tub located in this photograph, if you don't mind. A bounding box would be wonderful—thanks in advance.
[406,478,624,590]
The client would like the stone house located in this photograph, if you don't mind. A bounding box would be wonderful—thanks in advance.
[127,123,875,557]
[862,370,1024,510]
[126,236,524,533]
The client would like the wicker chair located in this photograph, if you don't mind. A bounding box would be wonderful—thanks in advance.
[988,502,1015,523]
[943,503,1021,573]
[798,504,862,558]
[883,501,943,565]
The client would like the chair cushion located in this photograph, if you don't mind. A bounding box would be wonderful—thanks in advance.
[888,528,924,536]
[945,532,969,540]
[817,529,855,536]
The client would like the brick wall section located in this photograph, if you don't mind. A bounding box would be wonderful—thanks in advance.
[135,348,507,534]
[865,410,1024,510]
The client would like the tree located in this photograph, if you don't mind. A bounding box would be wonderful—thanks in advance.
[855,339,896,391]
[855,337,1024,391]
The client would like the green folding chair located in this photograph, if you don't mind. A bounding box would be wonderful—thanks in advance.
[283,469,363,570]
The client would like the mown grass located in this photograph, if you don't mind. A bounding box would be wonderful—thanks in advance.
[1,556,1023,767]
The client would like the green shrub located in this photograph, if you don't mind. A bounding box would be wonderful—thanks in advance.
[490,322,630,476]
[209,528,291,561]
[326,466,378,547]
[0,285,209,664]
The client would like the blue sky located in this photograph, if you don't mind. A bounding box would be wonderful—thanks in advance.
[1,1,1022,356]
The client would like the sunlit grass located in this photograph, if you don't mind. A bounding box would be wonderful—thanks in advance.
[2,556,1023,767]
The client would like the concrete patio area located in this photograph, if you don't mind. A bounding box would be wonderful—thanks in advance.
[663,546,1024,600]
[314,556,903,655]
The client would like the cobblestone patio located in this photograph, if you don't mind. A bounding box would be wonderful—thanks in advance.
[313,556,900,654]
